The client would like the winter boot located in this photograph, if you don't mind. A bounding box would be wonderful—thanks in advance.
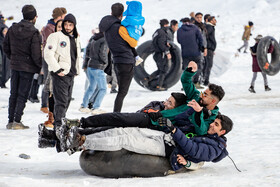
[44,112,54,128]
[265,85,271,91]
[66,126,86,155]
[40,107,49,113]
[12,122,29,130]
[62,118,81,128]
[38,137,56,148]
[55,125,69,152]
[248,86,256,93]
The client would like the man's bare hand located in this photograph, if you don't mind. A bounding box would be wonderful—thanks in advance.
[204,49,207,56]
[188,61,197,72]
[167,53,171,60]
[58,72,65,76]
[177,154,187,165]
[187,99,203,112]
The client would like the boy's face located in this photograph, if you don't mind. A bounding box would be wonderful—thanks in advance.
[207,118,225,136]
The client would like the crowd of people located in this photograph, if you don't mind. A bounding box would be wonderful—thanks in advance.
[5,0,275,175]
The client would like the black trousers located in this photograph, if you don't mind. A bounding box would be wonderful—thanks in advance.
[182,56,202,84]
[202,50,214,85]
[151,52,168,87]
[113,63,134,112]
[8,70,34,123]
[81,112,155,129]
[52,74,74,128]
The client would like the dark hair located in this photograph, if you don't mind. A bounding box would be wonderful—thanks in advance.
[160,19,169,27]
[204,14,210,22]
[55,19,63,32]
[217,113,233,135]
[22,4,37,20]
[195,12,203,17]
[248,21,254,26]
[208,16,215,22]
[170,19,178,26]
[111,3,124,17]
[208,83,225,101]
[171,92,187,107]
[180,17,190,23]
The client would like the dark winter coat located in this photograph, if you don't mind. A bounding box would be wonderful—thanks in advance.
[99,15,135,64]
[250,42,274,72]
[205,23,216,51]
[152,27,170,53]
[170,127,228,171]
[177,23,204,57]
[166,27,175,42]
[159,69,219,136]
[137,101,165,113]
[3,19,42,73]
[83,32,108,70]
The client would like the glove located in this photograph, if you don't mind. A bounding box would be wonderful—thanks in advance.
[147,111,162,121]
[157,117,175,131]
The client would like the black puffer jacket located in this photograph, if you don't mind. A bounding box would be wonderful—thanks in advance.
[3,19,42,73]
[99,15,134,64]
[152,27,170,54]
[84,32,108,70]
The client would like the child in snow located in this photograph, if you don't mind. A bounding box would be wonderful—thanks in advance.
[121,1,145,66]
[248,34,273,93]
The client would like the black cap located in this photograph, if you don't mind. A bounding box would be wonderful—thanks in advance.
[22,5,37,20]
[171,92,187,107]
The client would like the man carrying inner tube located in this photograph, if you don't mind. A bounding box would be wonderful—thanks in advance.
[52,112,233,172]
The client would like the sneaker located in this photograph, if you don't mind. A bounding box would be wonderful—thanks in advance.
[248,86,256,93]
[55,125,68,152]
[40,107,49,113]
[265,86,271,91]
[237,48,241,52]
[156,86,167,91]
[110,89,118,94]
[29,97,40,103]
[12,122,29,130]
[194,83,204,89]
[135,56,143,66]
[38,137,56,148]
[61,118,81,128]
[91,108,107,115]
[140,78,149,87]
[6,122,14,129]
[79,106,91,113]
[243,51,247,53]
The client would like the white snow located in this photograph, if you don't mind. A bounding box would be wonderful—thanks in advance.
[1,0,280,186]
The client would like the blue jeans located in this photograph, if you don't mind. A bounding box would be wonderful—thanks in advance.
[82,67,107,109]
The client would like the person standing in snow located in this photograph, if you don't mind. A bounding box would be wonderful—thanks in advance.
[238,21,254,53]
[167,19,178,42]
[3,5,42,130]
[44,14,81,131]
[202,16,217,86]
[79,30,108,115]
[40,7,67,114]
[121,0,145,66]
[177,17,204,89]
[248,34,272,93]
[99,3,135,112]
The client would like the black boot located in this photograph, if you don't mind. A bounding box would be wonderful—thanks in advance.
[265,85,271,91]
[248,86,256,93]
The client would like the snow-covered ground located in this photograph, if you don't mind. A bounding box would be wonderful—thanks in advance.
[1,0,280,186]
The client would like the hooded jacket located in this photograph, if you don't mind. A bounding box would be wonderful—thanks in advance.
[152,27,170,53]
[170,127,228,171]
[121,1,145,41]
[84,32,109,70]
[99,15,135,64]
[177,23,204,57]
[3,19,42,73]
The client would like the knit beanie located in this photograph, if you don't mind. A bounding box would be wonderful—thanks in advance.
[171,92,187,107]
[22,5,37,20]
[52,7,67,19]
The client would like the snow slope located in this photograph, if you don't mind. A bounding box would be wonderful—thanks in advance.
[0,0,280,186]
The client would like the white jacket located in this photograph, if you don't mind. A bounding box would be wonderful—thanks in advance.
[44,31,81,75]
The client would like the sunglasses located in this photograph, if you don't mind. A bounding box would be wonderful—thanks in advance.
[200,91,214,99]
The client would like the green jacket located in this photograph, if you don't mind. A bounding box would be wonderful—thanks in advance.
[154,69,219,135]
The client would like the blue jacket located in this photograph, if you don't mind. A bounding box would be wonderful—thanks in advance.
[170,128,228,171]
[121,1,145,41]
[177,23,204,57]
